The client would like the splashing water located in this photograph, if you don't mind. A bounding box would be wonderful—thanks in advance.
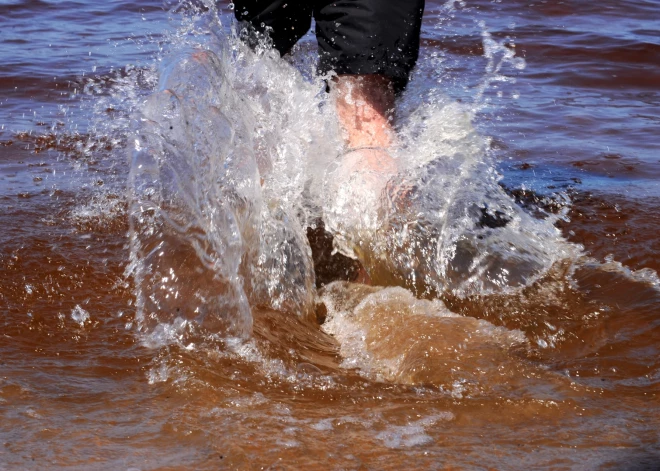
[125,4,578,358]
[127,17,336,342]
[5,1,660,467]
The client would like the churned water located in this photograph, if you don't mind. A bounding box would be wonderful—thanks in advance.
[1,0,659,469]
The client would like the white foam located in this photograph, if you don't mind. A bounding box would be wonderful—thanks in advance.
[70,305,90,326]
[310,418,334,431]
[374,413,454,449]
[69,191,126,227]
[147,361,170,385]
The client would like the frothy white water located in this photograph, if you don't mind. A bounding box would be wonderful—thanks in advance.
[128,36,334,338]
[125,7,578,351]
[325,94,578,296]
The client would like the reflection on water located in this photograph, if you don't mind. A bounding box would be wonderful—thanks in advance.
[2,0,660,469]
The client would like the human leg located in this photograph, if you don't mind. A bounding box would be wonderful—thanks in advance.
[332,74,395,150]
[234,0,424,152]
[315,0,425,172]
[314,0,425,94]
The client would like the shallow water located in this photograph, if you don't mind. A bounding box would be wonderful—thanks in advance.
[1,0,659,469]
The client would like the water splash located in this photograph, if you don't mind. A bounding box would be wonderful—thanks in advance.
[71,305,90,326]
[124,4,577,354]
[473,20,526,113]
[127,16,339,342]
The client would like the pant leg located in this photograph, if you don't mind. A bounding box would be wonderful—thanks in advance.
[233,0,314,56]
[314,0,425,93]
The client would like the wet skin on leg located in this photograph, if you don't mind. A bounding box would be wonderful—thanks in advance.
[331,73,399,176]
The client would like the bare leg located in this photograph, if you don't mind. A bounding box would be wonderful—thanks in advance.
[330,74,399,182]
[325,75,402,283]
[332,74,396,149]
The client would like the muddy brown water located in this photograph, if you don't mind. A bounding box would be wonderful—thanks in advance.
[2,0,660,469]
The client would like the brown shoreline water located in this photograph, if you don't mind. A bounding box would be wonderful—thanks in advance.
[2,0,660,469]
[2,144,659,468]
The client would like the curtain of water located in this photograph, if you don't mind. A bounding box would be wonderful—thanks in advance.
[125,2,578,357]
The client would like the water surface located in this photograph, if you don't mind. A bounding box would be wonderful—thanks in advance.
[1,0,659,469]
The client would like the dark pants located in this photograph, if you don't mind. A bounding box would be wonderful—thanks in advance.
[234,0,425,93]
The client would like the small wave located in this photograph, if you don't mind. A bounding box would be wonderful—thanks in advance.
[320,282,530,391]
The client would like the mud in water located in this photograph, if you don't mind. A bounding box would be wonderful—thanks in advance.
[1,0,660,469]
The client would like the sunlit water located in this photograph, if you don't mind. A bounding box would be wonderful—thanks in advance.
[1,0,659,469]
